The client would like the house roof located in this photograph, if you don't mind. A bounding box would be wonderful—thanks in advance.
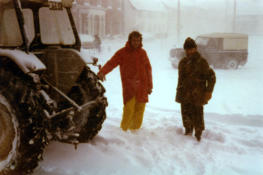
[161,0,199,8]
[161,0,225,9]
[198,33,248,39]
[161,0,178,9]
[129,0,166,12]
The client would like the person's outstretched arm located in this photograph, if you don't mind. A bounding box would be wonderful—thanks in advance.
[98,50,122,80]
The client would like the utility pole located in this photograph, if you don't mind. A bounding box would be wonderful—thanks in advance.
[177,0,180,44]
[233,0,237,32]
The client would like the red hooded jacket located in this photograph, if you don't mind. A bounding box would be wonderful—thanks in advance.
[99,42,153,104]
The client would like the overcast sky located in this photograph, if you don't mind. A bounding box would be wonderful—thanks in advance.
[161,0,263,15]
[237,0,263,15]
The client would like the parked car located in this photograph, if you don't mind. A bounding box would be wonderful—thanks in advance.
[169,33,248,69]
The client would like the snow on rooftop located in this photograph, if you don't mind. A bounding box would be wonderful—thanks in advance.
[161,0,201,8]
[129,0,166,12]
[161,0,178,8]
[199,33,248,39]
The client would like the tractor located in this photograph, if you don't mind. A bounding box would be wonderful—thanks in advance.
[0,0,107,174]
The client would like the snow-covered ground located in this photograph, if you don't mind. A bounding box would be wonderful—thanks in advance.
[34,36,263,175]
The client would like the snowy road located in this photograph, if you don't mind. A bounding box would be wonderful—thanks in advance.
[34,37,263,175]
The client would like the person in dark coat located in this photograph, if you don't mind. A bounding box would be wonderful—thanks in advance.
[176,37,216,141]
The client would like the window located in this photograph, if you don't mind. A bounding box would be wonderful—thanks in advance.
[81,14,88,34]
[0,1,23,46]
[97,0,102,7]
[207,39,217,49]
[107,0,112,8]
[94,15,100,35]
[39,7,75,45]
[22,9,35,45]
[113,0,121,9]
[102,0,108,8]
[90,0,96,6]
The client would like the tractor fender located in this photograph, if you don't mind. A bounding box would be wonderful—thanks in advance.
[0,49,46,73]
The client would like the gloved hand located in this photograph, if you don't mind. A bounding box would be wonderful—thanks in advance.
[97,72,105,81]
[204,92,212,104]
[148,89,152,95]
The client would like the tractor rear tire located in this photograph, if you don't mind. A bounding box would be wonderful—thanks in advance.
[0,63,47,175]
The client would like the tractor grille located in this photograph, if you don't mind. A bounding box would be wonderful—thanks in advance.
[43,49,86,93]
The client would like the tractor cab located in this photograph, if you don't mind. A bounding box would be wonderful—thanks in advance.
[0,0,81,52]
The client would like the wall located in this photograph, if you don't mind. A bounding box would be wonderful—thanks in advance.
[123,0,168,38]
[72,4,106,37]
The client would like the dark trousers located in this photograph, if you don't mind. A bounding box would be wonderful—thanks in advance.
[181,103,205,136]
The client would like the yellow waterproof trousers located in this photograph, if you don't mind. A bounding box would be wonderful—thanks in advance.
[121,97,146,131]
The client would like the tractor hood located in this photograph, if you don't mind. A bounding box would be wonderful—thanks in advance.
[0,49,46,73]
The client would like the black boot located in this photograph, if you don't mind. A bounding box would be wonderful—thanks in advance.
[195,130,202,142]
[184,127,193,136]
[195,135,201,142]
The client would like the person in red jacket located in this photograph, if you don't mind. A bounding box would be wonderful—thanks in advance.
[97,31,153,131]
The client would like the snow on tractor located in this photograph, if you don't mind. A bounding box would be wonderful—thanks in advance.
[0,0,107,174]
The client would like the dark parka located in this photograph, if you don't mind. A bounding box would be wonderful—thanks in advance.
[176,52,216,105]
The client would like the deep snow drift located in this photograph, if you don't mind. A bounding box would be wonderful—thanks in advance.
[34,36,263,175]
